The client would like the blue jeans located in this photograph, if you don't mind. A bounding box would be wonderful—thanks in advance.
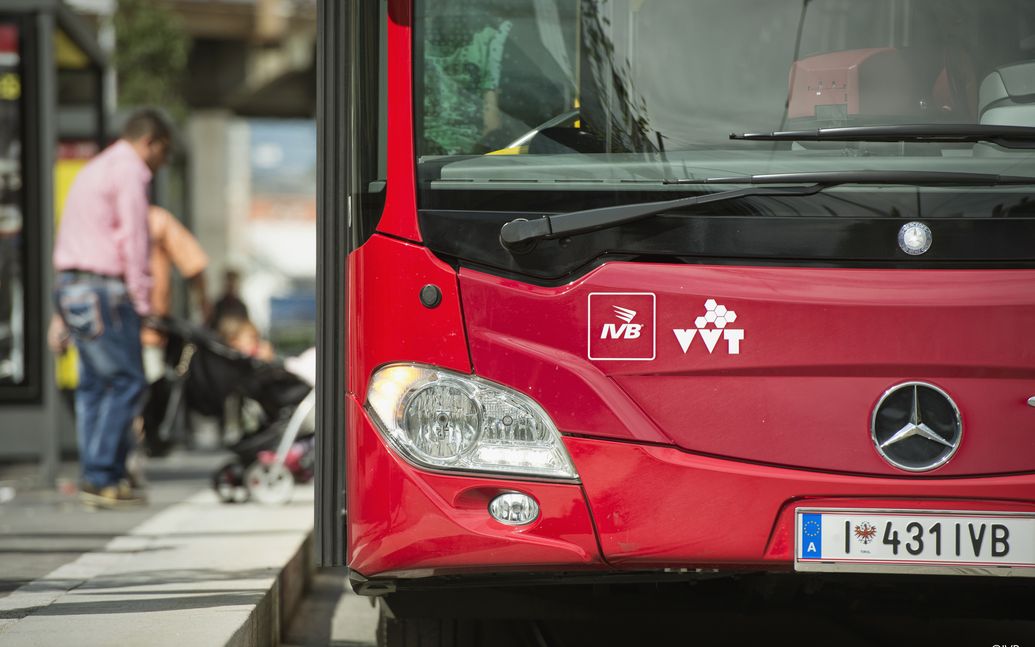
[55,273,146,488]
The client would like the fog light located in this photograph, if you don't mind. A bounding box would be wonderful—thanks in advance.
[489,493,539,526]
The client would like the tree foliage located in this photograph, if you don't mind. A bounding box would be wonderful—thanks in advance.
[114,0,190,120]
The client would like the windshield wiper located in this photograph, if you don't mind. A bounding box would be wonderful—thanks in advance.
[731,124,1035,149]
[500,184,825,251]
[499,170,1035,252]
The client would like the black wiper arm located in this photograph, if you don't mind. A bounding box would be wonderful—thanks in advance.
[500,184,825,251]
[499,170,1035,252]
[731,124,1035,149]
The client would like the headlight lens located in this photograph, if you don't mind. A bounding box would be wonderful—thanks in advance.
[402,380,481,461]
[366,364,578,480]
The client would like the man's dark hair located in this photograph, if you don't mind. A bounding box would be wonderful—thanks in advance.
[121,108,172,144]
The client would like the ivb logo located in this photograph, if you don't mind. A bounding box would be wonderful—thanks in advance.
[601,306,643,340]
[588,293,655,360]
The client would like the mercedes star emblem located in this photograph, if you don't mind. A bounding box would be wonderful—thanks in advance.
[898,221,933,255]
[871,382,962,472]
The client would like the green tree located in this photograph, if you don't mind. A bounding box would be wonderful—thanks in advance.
[114,0,190,120]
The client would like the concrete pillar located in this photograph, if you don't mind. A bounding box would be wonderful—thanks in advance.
[187,111,251,301]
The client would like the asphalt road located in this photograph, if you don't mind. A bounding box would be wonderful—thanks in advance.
[285,570,378,647]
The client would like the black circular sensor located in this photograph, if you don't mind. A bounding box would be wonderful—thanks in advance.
[419,284,442,309]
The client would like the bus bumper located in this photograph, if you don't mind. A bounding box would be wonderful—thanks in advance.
[347,396,1035,578]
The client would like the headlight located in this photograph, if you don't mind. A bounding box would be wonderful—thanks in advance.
[366,364,578,480]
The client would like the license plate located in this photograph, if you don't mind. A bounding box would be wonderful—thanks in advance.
[794,509,1035,575]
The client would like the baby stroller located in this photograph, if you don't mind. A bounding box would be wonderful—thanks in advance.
[142,317,316,504]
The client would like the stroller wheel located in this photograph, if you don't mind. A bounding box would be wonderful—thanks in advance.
[212,462,249,504]
[245,461,294,505]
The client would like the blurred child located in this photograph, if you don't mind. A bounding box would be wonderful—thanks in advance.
[217,315,274,362]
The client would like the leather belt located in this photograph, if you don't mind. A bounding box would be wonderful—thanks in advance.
[60,269,123,281]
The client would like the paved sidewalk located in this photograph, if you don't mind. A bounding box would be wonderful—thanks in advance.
[0,452,313,646]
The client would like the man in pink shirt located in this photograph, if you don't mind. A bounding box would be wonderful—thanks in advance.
[52,109,171,508]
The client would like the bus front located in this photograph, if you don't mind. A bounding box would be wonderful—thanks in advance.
[321,0,1035,637]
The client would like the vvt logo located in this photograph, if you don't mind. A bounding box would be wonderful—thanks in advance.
[673,299,745,355]
[600,306,643,340]
[588,293,655,360]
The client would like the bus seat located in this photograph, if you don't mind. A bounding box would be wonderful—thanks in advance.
[978,61,1035,126]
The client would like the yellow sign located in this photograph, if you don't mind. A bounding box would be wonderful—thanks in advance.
[53,158,89,390]
[0,72,19,101]
[55,29,89,70]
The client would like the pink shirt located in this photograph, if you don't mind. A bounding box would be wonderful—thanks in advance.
[53,140,153,315]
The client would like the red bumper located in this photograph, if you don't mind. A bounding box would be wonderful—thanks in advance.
[566,437,1035,567]
[347,398,1035,577]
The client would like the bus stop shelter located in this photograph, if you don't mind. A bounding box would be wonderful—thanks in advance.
[0,0,108,486]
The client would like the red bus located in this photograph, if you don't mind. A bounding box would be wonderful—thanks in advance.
[315,0,1035,642]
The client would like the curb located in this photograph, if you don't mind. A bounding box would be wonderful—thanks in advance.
[227,531,314,647]
[0,487,316,647]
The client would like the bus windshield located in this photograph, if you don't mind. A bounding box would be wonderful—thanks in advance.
[415,0,1035,189]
